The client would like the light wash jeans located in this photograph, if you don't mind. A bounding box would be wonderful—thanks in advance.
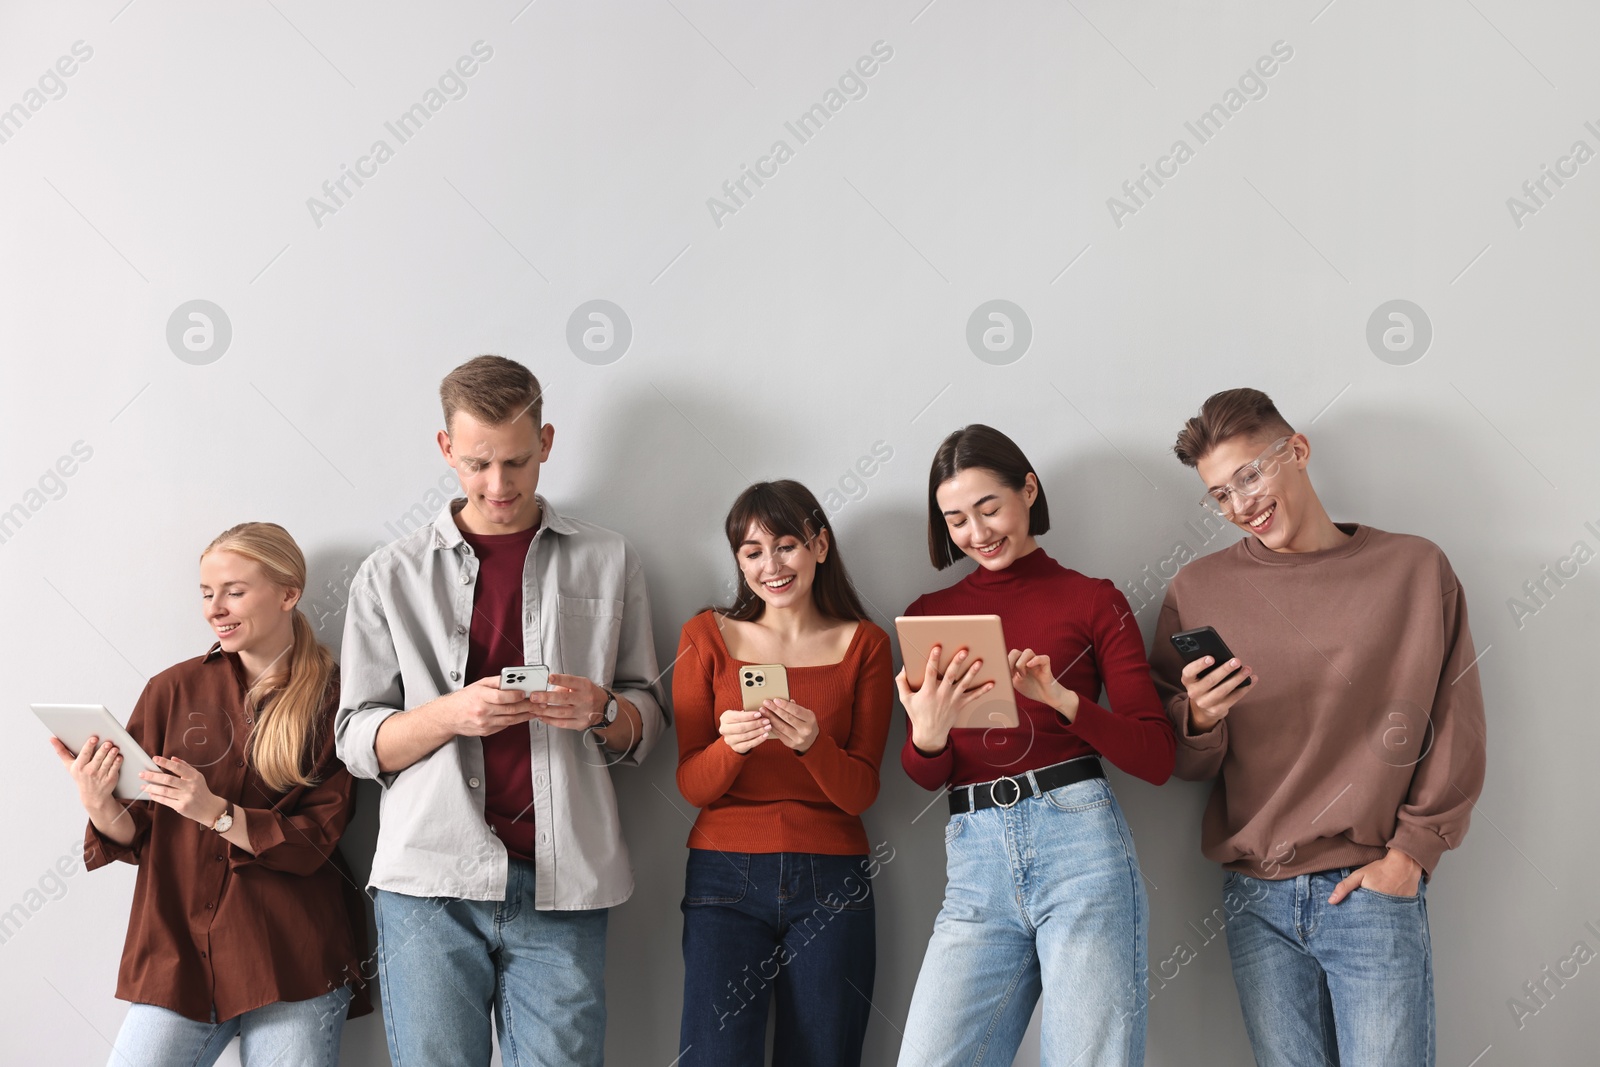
[897,775,1149,1067]
[1225,868,1435,1067]
[108,985,352,1067]
[373,856,609,1067]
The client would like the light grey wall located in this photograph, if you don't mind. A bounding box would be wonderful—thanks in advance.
[3,1,1597,1063]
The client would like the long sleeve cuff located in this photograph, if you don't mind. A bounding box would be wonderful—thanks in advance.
[1389,821,1450,878]
[901,734,953,792]
[336,706,403,787]
[1173,699,1226,748]
[84,808,148,870]
[228,807,339,876]
[85,824,137,870]
[613,687,665,767]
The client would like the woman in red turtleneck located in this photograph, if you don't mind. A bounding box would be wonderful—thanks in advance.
[893,425,1174,1067]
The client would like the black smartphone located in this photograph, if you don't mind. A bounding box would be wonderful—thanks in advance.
[1168,626,1252,689]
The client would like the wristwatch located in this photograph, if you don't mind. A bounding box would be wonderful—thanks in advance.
[588,691,619,734]
[210,802,234,834]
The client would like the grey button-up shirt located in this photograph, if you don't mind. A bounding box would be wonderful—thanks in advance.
[335,494,667,908]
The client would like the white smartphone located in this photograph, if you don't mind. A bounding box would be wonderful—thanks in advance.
[32,703,159,802]
[500,665,550,697]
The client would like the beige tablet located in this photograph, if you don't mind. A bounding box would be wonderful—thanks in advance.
[893,615,1020,730]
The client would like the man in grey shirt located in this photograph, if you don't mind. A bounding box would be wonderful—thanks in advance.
[336,355,667,1066]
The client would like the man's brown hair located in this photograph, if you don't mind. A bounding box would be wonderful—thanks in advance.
[440,355,544,432]
[1172,388,1295,468]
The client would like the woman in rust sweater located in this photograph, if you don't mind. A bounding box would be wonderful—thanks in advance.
[52,522,368,1066]
[674,480,893,1067]
[894,426,1175,1067]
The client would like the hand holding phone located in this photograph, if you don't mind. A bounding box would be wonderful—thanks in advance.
[443,676,540,738]
[1169,626,1253,734]
[500,665,551,697]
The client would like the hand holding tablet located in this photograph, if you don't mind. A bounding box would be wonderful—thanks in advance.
[34,703,158,802]
[893,615,1021,736]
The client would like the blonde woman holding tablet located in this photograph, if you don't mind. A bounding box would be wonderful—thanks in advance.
[53,522,369,1066]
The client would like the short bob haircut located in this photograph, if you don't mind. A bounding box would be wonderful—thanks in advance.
[715,480,869,623]
[925,424,1050,570]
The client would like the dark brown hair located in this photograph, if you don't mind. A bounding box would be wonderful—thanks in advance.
[440,355,544,432]
[1172,387,1295,468]
[715,481,869,623]
[925,425,1050,570]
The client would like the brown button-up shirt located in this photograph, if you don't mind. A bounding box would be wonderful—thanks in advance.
[85,643,372,1022]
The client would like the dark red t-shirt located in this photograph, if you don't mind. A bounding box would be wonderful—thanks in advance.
[462,524,539,860]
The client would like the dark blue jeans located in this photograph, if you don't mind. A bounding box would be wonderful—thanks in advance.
[679,850,876,1067]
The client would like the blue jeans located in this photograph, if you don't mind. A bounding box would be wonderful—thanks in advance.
[1225,868,1435,1067]
[679,850,876,1067]
[897,776,1149,1067]
[108,986,351,1067]
[373,857,609,1067]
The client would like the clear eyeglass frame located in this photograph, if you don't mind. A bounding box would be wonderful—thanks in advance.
[1199,435,1295,516]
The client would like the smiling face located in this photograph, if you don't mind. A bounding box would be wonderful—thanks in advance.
[199,550,299,656]
[737,520,829,612]
[1196,433,1312,551]
[935,467,1039,571]
[439,408,553,534]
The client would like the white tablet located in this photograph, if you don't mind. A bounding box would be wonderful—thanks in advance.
[32,704,158,802]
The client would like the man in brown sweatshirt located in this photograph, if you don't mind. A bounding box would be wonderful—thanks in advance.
[1150,388,1486,1067]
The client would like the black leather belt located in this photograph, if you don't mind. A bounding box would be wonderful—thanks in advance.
[948,757,1105,815]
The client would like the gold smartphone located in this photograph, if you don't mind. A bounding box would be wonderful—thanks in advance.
[739,663,790,711]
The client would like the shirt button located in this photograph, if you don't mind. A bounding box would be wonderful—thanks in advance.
[216,855,224,862]
[205,903,214,910]
[460,573,471,584]
[456,625,466,635]
[199,951,207,959]
[468,777,481,788]
[236,759,245,767]
[450,670,461,681]
[244,717,253,725]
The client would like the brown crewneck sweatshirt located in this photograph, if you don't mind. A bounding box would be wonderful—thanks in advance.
[1151,523,1487,879]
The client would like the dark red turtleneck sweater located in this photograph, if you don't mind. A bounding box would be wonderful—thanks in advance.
[900,547,1175,790]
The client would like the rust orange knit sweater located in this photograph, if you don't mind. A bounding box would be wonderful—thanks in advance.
[673,610,893,855]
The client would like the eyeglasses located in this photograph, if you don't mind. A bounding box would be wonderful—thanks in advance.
[1199,436,1294,516]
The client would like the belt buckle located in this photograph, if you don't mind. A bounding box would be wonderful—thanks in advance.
[988,775,1023,809]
